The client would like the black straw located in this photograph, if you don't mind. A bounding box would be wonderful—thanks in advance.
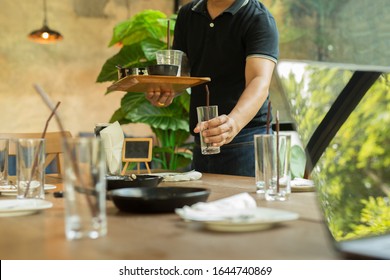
[167,19,170,50]
[34,84,98,217]
[266,101,271,134]
[205,84,210,121]
[24,101,60,197]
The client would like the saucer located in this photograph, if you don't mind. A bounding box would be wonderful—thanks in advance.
[180,207,299,232]
[0,199,53,217]
[0,184,56,195]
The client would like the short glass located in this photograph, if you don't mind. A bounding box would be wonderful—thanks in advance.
[254,134,291,201]
[156,50,184,76]
[63,137,107,240]
[196,105,220,155]
[16,138,45,199]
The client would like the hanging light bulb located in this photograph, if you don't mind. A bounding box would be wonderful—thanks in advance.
[28,0,63,44]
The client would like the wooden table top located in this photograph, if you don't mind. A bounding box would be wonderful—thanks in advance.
[0,173,340,260]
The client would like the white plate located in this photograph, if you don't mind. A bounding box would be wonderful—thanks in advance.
[0,184,57,195]
[0,199,53,217]
[190,208,299,232]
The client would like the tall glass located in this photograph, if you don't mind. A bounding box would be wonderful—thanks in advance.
[16,138,45,199]
[254,134,291,201]
[63,137,107,240]
[196,106,220,155]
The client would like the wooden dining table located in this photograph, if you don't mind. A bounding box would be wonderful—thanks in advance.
[0,173,340,260]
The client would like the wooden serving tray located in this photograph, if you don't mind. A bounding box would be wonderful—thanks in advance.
[107,75,211,93]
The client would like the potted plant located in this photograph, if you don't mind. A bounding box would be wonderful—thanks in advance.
[96,10,192,171]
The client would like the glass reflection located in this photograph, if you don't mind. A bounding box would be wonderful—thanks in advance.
[278,61,390,242]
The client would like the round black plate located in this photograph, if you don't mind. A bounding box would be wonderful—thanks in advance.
[106,174,163,191]
[108,186,210,213]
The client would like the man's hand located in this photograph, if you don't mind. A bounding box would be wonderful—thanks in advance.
[145,86,175,107]
[193,114,240,147]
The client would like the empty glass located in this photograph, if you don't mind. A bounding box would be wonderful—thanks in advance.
[16,138,45,199]
[254,134,291,201]
[63,137,107,240]
[196,106,220,155]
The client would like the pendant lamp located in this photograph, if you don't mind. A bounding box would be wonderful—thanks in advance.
[28,0,63,44]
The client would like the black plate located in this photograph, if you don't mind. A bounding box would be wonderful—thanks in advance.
[106,174,163,191]
[108,187,210,213]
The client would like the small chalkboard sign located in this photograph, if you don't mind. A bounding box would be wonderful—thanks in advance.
[121,138,153,174]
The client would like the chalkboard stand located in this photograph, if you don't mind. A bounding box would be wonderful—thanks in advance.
[121,161,151,175]
[121,138,153,175]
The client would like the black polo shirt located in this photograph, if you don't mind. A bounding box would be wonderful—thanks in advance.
[173,0,279,134]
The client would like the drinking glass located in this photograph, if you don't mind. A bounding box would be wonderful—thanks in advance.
[16,138,45,199]
[254,134,291,201]
[156,50,184,76]
[196,106,220,155]
[63,137,107,240]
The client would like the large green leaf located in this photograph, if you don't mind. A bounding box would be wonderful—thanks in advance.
[120,92,148,114]
[109,108,127,124]
[141,39,167,61]
[291,144,306,179]
[129,104,189,131]
[153,128,190,148]
[109,10,168,47]
[120,92,189,131]
[96,38,166,84]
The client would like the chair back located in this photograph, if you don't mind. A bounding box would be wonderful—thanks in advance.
[0,131,72,176]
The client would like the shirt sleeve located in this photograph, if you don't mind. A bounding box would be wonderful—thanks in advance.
[245,13,279,63]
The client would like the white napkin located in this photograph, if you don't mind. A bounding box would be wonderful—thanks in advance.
[175,192,257,221]
[99,121,124,175]
[291,178,314,187]
[162,170,202,182]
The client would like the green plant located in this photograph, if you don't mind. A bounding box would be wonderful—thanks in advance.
[291,144,306,179]
[96,10,192,171]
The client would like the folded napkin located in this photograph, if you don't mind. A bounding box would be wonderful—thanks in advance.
[162,170,202,182]
[99,121,124,175]
[175,192,257,221]
[290,178,315,192]
[291,178,314,187]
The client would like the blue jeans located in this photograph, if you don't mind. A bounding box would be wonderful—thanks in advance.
[192,126,270,177]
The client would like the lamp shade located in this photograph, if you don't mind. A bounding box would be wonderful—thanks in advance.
[28,0,63,44]
[28,24,63,44]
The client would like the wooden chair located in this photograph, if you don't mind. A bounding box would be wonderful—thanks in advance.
[0,131,72,177]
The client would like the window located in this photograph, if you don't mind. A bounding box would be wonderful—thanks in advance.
[266,0,390,242]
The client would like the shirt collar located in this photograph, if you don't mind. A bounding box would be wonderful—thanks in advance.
[227,0,249,15]
[192,0,249,16]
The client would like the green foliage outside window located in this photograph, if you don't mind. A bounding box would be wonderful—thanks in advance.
[281,67,390,241]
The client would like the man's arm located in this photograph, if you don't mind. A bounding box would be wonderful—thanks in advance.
[194,57,275,146]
